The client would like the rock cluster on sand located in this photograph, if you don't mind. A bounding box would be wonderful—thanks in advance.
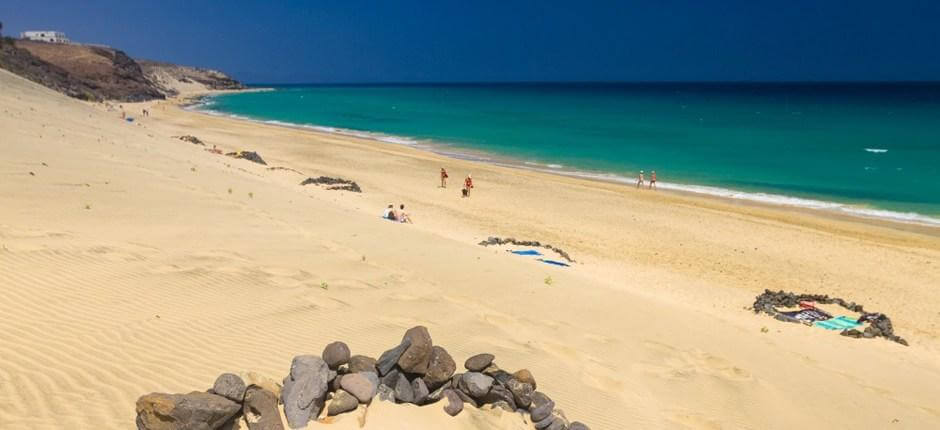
[226,150,267,165]
[478,236,576,263]
[135,327,590,430]
[753,289,908,345]
[300,176,362,193]
[176,135,205,145]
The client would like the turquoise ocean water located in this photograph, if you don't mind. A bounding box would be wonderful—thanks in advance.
[200,83,940,226]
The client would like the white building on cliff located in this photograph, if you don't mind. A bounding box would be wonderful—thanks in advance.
[20,31,71,44]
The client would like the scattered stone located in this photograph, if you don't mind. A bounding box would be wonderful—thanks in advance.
[506,378,534,408]
[512,369,537,389]
[322,341,351,370]
[377,340,412,376]
[212,373,247,403]
[535,414,555,430]
[489,369,514,387]
[461,372,494,398]
[398,326,433,374]
[281,355,329,429]
[300,176,362,192]
[425,380,453,404]
[376,384,396,402]
[481,385,517,410]
[422,346,456,390]
[226,151,267,165]
[243,386,284,430]
[546,417,567,430]
[530,391,555,422]
[464,353,495,372]
[340,372,379,403]
[327,389,359,416]
[380,368,401,389]
[454,388,478,408]
[347,355,377,374]
[411,377,430,405]
[136,391,240,430]
[393,373,415,404]
[569,422,590,430]
[443,389,463,416]
[331,374,344,392]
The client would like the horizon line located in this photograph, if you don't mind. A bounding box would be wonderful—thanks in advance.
[244,79,940,86]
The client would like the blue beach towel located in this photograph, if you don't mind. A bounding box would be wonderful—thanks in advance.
[814,316,861,331]
[537,258,570,267]
[511,249,543,256]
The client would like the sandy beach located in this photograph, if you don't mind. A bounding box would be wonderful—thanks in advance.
[2,68,940,429]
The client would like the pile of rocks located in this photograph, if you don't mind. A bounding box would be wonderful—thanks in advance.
[226,151,267,165]
[175,135,205,145]
[478,237,576,263]
[753,289,908,346]
[300,176,362,193]
[135,326,590,429]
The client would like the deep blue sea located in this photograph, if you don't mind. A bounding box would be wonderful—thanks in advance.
[199,83,940,226]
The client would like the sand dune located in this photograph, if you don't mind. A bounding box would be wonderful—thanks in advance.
[2,68,940,429]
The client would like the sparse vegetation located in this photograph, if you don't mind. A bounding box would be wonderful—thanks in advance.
[84,204,91,210]
[544,276,553,286]
[320,281,329,290]
[248,192,254,199]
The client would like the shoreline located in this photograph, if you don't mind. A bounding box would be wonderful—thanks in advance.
[188,95,940,232]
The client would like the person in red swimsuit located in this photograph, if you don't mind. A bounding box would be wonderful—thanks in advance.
[463,174,473,197]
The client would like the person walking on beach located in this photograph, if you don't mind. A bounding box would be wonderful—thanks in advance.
[440,167,449,188]
[636,170,645,189]
[463,174,474,197]
[649,170,657,190]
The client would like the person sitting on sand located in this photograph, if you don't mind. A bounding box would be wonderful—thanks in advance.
[636,170,645,189]
[440,167,449,188]
[649,170,657,190]
[398,204,413,223]
[382,204,398,221]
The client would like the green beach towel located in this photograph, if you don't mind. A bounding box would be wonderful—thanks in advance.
[813,316,861,331]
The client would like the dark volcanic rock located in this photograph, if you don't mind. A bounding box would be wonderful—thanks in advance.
[226,151,267,165]
[461,372,494,399]
[464,353,495,372]
[281,355,329,429]
[422,346,456,390]
[569,421,591,430]
[299,176,362,193]
[393,373,415,404]
[481,385,516,410]
[212,373,247,403]
[136,391,240,430]
[443,389,464,416]
[347,355,377,374]
[322,341,351,370]
[411,377,430,405]
[425,380,452,404]
[506,378,534,408]
[380,368,401,390]
[398,326,433,374]
[243,386,284,430]
[327,389,359,416]
[340,372,379,403]
[377,340,411,376]
[529,391,555,422]
[455,389,478,408]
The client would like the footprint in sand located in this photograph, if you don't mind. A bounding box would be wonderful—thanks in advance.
[639,341,752,382]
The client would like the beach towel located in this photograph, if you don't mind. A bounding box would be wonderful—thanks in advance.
[780,308,832,323]
[814,316,862,331]
[537,259,570,267]
[511,249,543,256]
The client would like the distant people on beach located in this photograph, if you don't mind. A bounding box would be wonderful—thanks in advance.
[636,170,645,189]
[649,170,657,189]
[440,167,448,188]
[398,204,413,223]
[463,174,473,197]
[142,108,149,117]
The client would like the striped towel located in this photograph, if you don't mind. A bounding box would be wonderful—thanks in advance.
[814,316,861,331]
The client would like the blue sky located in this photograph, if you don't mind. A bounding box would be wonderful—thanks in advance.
[2,0,939,83]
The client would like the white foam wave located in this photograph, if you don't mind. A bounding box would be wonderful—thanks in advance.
[865,148,888,153]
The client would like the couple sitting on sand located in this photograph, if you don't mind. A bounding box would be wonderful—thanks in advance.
[383,204,413,223]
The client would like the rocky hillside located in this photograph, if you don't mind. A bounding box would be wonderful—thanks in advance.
[139,60,245,97]
[0,39,243,101]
